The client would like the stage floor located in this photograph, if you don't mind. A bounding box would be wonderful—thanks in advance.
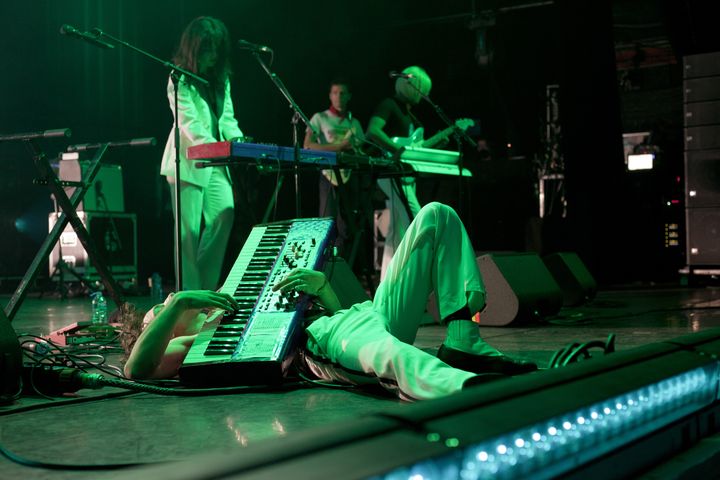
[2,283,720,479]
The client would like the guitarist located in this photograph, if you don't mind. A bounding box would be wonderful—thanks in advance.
[366,66,432,279]
[304,78,367,263]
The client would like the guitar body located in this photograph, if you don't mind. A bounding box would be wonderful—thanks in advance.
[391,128,425,148]
[391,119,474,150]
[322,168,352,187]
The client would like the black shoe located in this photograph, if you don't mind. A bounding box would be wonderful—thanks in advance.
[438,345,538,376]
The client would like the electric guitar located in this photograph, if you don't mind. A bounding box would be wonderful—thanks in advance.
[322,128,360,187]
[391,118,475,149]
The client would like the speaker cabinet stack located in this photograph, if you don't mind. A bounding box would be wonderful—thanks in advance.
[48,154,137,281]
[48,212,138,281]
[684,52,720,267]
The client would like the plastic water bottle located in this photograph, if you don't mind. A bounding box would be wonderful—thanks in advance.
[150,273,164,303]
[91,291,108,325]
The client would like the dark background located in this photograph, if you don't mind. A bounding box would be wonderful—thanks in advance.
[1,0,718,289]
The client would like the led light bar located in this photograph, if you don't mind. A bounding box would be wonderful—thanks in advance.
[374,363,720,480]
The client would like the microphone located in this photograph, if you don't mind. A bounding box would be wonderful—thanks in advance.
[389,71,414,79]
[60,24,115,49]
[0,128,71,143]
[66,137,157,152]
[237,39,273,53]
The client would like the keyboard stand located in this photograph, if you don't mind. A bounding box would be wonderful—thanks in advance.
[3,137,124,320]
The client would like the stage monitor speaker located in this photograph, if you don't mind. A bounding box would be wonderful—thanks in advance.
[686,208,720,266]
[542,252,597,306]
[323,257,370,309]
[476,253,563,326]
[0,307,21,405]
[48,211,138,280]
[685,149,720,208]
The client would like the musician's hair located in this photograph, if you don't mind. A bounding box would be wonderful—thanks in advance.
[173,16,232,84]
[116,302,146,363]
[395,66,432,101]
[329,76,352,93]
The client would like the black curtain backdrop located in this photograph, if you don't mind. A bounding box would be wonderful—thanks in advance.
[2,0,693,287]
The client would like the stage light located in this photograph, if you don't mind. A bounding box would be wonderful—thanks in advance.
[12,199,53,242]
[14,218,28,233]
[374,363,719,480]
[110,334,720,480]
[627,153,654,171]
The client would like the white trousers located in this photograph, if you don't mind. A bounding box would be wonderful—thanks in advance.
[303,202,485,400]
[377,177,422,280]
[168,167,234,290]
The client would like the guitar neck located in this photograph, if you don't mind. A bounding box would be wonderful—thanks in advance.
[421,126,456,149]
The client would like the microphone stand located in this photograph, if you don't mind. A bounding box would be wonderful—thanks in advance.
[412,83,476,217]
[249,50,318,218]
[92,28,208,292]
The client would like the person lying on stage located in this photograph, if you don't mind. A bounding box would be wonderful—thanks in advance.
[123,202,536,401]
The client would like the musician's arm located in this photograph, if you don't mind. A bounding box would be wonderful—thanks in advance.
[219,79,244,141]
[303,124,352,152]
[303,128,351,152]
[366,116,400,154]
[124,301,197,379]
[124,291,238,379]
[170,77,217,147]
[315,276,342,314]
[273,269,342,314]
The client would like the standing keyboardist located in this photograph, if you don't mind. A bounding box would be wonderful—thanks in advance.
[160,16,245,291]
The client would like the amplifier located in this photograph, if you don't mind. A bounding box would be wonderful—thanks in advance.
[48,211,137,280]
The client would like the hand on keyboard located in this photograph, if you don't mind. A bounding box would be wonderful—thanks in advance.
[168,290,239,313]
[272,268,327,296]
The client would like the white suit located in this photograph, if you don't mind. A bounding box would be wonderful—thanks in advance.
[302,202,484,400]
[161,75,243,290]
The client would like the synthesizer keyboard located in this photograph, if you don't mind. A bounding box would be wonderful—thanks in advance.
[178,217,336,386]
[187,141,470,177]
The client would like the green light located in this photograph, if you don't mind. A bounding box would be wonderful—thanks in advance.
[445,438,460,448]
[426,433,441,443]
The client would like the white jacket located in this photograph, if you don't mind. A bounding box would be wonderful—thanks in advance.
[160,75,243,187]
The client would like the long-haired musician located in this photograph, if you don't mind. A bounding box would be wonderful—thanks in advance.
[160,16,245,290]
[123,203,536,401]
